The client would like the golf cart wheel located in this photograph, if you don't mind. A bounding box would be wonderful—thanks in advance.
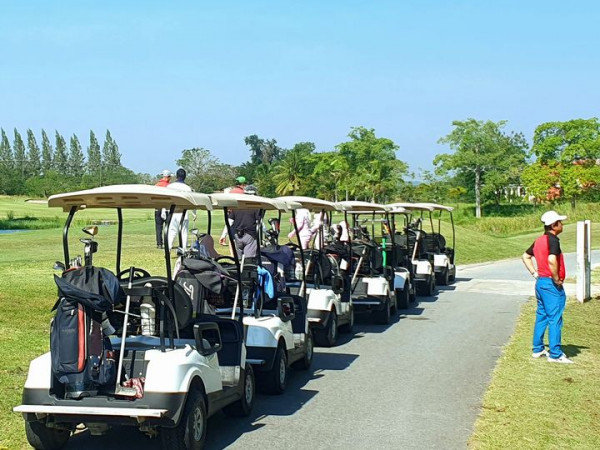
[314,309,338,347]
[373,297,391,325]
[339,307,354,334]
[409,282,417,303]
[25,419,70,450]
[161,387,207,450]
[448,268,456,283]
[419,276,436,297]
[257,345,288,395]
[436,268,449,286]
[292,329,314,370]
[223,364,255,417]
[395,288,410,310]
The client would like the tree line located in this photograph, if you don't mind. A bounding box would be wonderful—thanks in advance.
[431,118,600,217]
[0,129,141,196]
[175,126,408,202]
[3,118,599,219]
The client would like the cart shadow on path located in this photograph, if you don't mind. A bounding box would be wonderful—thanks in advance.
[205,350,359,449]
[65,352,360,450]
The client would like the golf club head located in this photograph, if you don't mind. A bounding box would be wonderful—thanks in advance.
[82,225,98,237]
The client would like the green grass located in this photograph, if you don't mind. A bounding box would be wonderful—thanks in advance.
[1,196,599,448]
[469,297,600,449]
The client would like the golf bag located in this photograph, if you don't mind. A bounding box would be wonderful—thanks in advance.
[50,267,123,399]
[175,257,235,314]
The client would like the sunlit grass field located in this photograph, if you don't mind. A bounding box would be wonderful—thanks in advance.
[469,296,600,449]
[0,196,599,448]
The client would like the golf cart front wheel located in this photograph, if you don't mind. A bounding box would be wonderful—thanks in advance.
[314,310,338,347]
[373,298,391,325]
[436,268,449,286]
[395,288,410,310]
[339,307,354,334]
[25,419,70,450]
[223,364,255,417]
[258,346,288,395]
[292,329,314,370]
[161,387,207,450]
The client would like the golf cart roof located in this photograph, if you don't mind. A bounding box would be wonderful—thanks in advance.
[48,184,213,212]
[337,201,389,213]
[387,202,434,212]
[414,202,454,212]
[209,193,299,211]
[275,196,341,212]
[386,205,409,214]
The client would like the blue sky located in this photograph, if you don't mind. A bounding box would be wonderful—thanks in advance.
[1,1,599,178]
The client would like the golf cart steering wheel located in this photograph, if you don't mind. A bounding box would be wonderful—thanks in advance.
[117,267,151,281]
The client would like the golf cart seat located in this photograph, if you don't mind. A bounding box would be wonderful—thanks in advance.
[423,233,445,253]
[288,293,307,334]
[186,314,244,367]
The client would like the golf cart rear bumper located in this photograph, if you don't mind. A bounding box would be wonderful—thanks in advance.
[16,388,185,427]
[352,296,386,311]
[307,309,332,329]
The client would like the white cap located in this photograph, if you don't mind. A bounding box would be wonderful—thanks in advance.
[541,210,567,226]
[161,169,172,177]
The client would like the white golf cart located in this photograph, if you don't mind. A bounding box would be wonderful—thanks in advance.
[413,203,456,285]
[385,205,417,309]
[14,185,255,450]
[276,196,353,347]
[387,202,437,297]
[338,201,396,324]
[208,192,313,395]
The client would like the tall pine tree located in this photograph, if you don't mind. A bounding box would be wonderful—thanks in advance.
[69,134,85,177]
[102,130,122,168]
[13,129,26,178]
[41,130,53,174]
[27,129,42,177]
[53,131,68,174]
[0,128,13,170]
[87,130,101,175]
[0,129,13,193]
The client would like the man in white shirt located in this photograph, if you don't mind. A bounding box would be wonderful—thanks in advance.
[167,168,195,251]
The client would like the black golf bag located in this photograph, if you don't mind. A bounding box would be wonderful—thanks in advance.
[50,267,123,399]
[175,257,236,314]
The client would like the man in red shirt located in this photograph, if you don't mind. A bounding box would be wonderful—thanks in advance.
[154,169,171,248]
[522,210,572,363]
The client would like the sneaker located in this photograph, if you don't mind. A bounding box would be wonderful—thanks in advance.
[532,349,548,358]
[547,353,574,364]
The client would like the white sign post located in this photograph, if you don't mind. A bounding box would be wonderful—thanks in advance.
[576,220,591,303]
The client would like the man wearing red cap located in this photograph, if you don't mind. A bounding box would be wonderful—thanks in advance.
[522,210,572,364]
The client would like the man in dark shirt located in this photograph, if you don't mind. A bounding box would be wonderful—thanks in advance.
[522,210,572,363]
[230,208,261,258]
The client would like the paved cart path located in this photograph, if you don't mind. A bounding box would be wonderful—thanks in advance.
[66,251,598,449]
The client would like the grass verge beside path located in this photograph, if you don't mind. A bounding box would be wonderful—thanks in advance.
[469,296,600,449]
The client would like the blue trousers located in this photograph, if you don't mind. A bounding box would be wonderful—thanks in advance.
[533,277,566,358]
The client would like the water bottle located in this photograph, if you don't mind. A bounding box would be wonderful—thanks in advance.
[140,283,155,336]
